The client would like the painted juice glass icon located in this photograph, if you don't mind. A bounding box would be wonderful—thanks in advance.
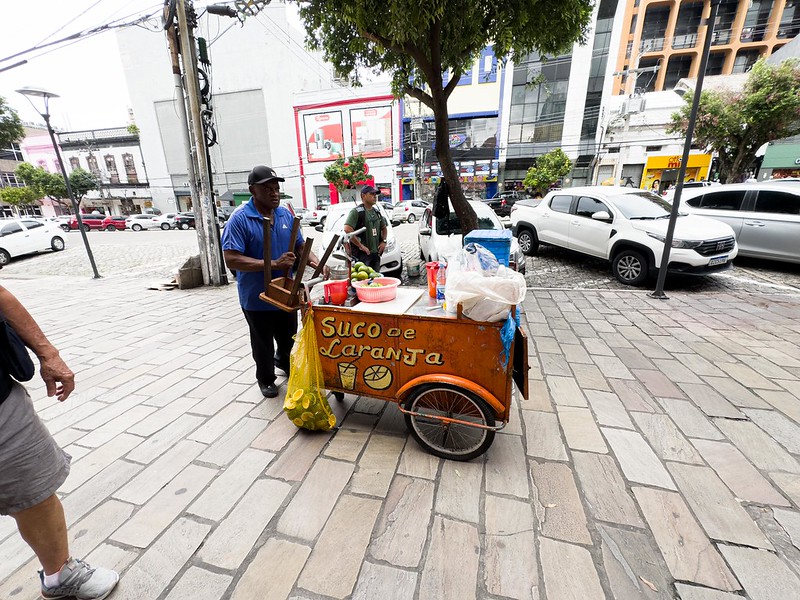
[338,362,357,390]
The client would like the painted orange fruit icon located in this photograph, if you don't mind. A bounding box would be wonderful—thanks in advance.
[363,364,393,390]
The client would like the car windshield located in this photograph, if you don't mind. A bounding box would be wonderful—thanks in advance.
[610,191,673,219]
[436,204,501,235]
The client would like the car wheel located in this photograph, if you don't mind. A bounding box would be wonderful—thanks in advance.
[612,249,649,286]
[0,249,10,265]
[319,216,326,226]
[106,224,116,232]
[51,236,65,251]
[60,224,70,232]
[161,223,170,230]
[132,224,143,231]
[407,214,416,224]
[82,224,90,232]
[517,228,538,256]
[180,222,189,230]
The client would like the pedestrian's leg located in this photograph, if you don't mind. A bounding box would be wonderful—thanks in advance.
[274,311,299,375]
[243,309,277,386]
[11,494,68,574]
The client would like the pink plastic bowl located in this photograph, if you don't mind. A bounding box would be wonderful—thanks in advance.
[353,277,401,303]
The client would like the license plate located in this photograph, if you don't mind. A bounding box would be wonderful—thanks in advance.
[708,255,728,266]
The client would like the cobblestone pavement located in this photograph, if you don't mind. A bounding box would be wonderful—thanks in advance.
[1,272,800,599]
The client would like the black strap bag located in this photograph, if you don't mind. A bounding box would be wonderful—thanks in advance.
[433,178,450,220]
[0,316,35,382]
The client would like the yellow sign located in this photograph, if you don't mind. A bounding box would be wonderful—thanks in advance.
[641,154,712,189]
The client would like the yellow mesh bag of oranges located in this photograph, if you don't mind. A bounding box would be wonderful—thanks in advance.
[284,308,336,431]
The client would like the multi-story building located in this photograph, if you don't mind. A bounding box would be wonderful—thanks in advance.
[2,125,50,217]
[615,0,799,95]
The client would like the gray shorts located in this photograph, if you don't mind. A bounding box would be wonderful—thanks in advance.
[0,382,71,515]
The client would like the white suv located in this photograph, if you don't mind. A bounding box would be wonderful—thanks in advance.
[510,186,738,286]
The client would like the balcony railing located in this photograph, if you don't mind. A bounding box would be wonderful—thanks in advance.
[639,38,665,54]
[672,33,698,50]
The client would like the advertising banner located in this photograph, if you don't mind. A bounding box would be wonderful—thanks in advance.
[350,106,393,158]
[304,111,345,162]
[474,160,491,182]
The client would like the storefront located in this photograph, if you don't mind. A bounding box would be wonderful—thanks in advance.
[396,159,499,201]
[758,139,800,180]
[640,154,712,193]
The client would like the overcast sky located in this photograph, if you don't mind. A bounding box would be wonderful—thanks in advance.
[0,1,313,133]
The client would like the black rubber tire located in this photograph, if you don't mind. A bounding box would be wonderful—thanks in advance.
[105,224,116,232]
[332,392,345,402]
[0,249,10,265]
[161,223,170,230]
[82,224,90,232]
[612,249,649,286]
[180,222,190,230]
[319,216,326,226]
[51,236,65,251]
[404,383,496,461]
[517,228,538,256]
[407,214,416,224]
[60,224,70,232]
[132,224,143,231]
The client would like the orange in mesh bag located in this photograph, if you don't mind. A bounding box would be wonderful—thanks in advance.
[283,309,336,431]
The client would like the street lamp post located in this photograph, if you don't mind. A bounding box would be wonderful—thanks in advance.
[16,86,101,279]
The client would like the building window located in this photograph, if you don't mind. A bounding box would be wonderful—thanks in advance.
[732,48,761,73]
[104,154,119,184]
[778,0,800,38]
[705,51,727,76]
[0,143,23,161]
[645,145,663,152]
[641,4,670,52]
[636,58,661,92]
[741,0,773,43]
[673,1,703,50]
[1,172,23,187]
[122,153,138,184]
[478,47,498,83]
[69,157,80,171]
[86,154,100,177]
[664,54,694,89]
[712,0,739,45]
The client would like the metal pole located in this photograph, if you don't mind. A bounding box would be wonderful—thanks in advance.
[44,114,101,279]
[650,0,721,299]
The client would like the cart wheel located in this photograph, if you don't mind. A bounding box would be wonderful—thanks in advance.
[404,384,495,461]
[332,392,345,402]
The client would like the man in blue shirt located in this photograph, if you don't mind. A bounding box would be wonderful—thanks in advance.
[222,165,326,398]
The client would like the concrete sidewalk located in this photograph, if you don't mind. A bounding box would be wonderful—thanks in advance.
[1,275,800,599]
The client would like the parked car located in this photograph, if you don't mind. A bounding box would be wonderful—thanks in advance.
[67,213,107,231]
[42,215,72,232]
[418,200,526,274]
[391,200,429,224]
[125,214,163,231]
[316,202,402,276]
[173,212,196,230]
[511,186,738,286]
[101,216,127,231]
[679,181,800,264]
[0,218,66,265]
[664,180,721,201]
[305,207,328,226]
[483,191,531,217]
[216,205,236,222]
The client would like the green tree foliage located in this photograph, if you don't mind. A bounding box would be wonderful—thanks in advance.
[668,59,800,184]
[297,0,593,232]
[15,163,67,208]
[0,186,38,211]
[0,96,24,150]
[522,148,572,195]
[68,168,98,205]
[126,123,140,136]
[323,155,368,192]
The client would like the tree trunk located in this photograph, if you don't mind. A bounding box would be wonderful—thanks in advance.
[430,88,477,234]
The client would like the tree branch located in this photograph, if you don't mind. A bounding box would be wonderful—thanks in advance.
[444,69,460,99]
[404,85,434,110]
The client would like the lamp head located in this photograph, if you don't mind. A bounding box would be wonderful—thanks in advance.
[15,86,60,99]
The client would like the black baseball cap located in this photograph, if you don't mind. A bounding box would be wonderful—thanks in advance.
[248,165,285,185]
[361,184,380,195]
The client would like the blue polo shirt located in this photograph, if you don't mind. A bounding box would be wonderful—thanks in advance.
[221,201,304,311]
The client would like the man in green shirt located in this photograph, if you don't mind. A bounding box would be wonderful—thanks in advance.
[343,184,388,271]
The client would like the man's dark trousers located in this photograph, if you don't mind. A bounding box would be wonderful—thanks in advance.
[242,309,297,386]
[351,248,381,271]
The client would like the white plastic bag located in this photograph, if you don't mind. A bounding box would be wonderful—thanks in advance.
[444,243,526,322]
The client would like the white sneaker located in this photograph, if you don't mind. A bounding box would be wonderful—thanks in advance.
[40,557,119,600]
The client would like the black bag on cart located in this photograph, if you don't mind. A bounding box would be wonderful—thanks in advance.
[434,178,450,220]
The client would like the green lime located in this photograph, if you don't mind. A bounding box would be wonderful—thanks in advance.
[355,271,369,280]
[369,271,381,279]
[353,261,365,270]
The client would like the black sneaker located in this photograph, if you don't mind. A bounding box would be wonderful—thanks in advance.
[259,382,279,398]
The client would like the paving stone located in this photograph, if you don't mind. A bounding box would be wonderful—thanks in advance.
[616,347,657,370]
[718,545,800,599]
[593,354,635,379]
[418,516,480,600]
[375,403,407,434]
[743,408,800,454]
[485,433,529,499]
[556,405,608,453]
[351,562,417,600]
[349,433,405,497]
[522,379,553,412]
[530,461,591,545]
[546,375,587,407]
[297,495,381,599]
[324,427,371,462]
[539,537,605,600]
[770,472,800,506]
[631,412,703,464]
[112,518,210,600]
[692,439,789,506]
[248,396,285,421]
[716,361,782,391]
[602,428,676,490]
[266,429,332,482]
[573,363,612,391]
[598,524,671,599]
[163,567,233,600]
[678,382,744,419]
[60,433,143,493]
[675,583,745,600]
[484,495,539,600]
[654,398,723,440]
[112,464,216,548]
[61,459,143,526]
[126,394,205,437]
[632,368,685,398]
[540,352,573,376]
[370,475,435,568]
[76,403,155,448]
[610,378,662,412]
[755,389,800,426]
[436,458,483,523]
[397,438,440,479]
[230,538,310,600]
[197,417,267,467]
[715,419,800,474]
[251,411,299,452]
[113,440,205,505]
[573,452,643,527]
[667,463,773,549]
[585,389,634,429]
[702,376,771,409]
[773,508,800,551]
[633,487,740,592]
[523,410,568,461]
[125,414,205,464]
[562,343,593,365]
[186,402,253,444]
[673,352,725,377]
[201,478,291,569]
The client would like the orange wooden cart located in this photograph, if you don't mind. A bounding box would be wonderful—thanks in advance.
[310,290,529,460]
